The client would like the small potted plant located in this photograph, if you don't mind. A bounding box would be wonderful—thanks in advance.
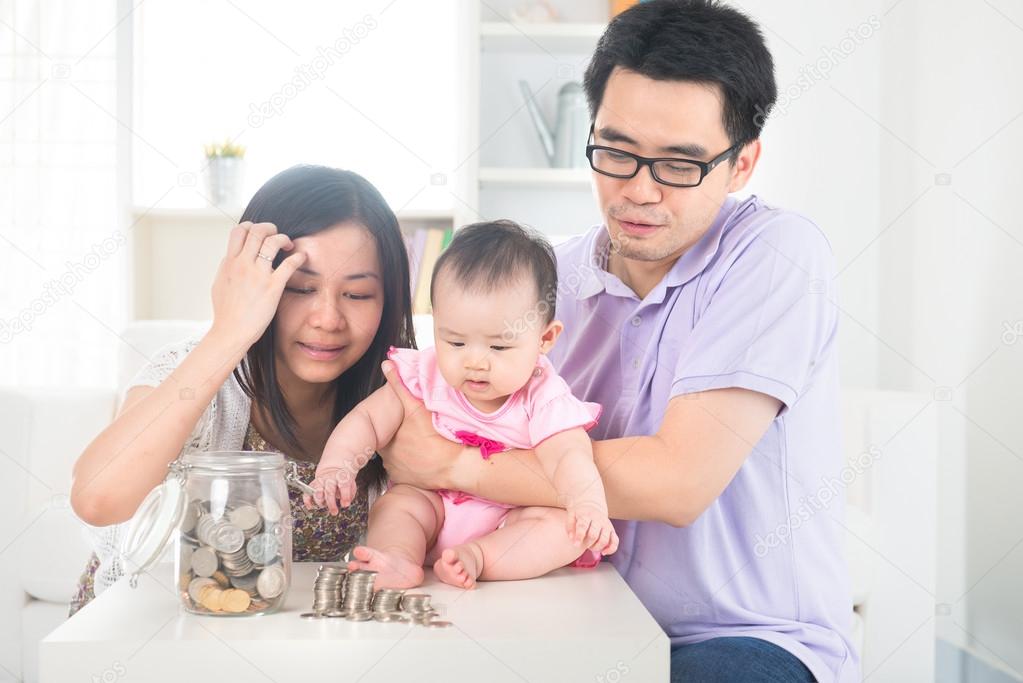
[204,139,246,207]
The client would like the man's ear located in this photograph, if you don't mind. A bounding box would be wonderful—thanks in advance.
[539,319,564,353]
[726,138,762,193]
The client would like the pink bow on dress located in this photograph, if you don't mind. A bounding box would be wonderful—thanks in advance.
[453,430,506,460]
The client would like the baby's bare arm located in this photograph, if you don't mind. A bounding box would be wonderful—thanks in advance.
[312,384,406,513]
[533,428,607,511]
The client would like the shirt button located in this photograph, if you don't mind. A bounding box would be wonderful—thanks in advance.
[632,358,640,369]
[631,316,642,327]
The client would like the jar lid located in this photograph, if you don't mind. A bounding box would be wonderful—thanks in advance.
[182,450,285,472]
[120,474,187,584]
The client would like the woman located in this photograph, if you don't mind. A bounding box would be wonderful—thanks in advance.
[68,165,416,614]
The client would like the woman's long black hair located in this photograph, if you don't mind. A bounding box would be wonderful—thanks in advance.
[233,165,416,491]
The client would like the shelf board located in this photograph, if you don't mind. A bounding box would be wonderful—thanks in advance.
[480,21,605,53]
[478,167,591,189]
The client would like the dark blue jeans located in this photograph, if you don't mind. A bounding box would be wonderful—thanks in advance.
[670,637,816,682]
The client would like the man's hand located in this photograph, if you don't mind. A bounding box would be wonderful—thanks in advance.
[376,360,462,490]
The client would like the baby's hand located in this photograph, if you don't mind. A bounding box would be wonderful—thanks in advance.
[566,501,619,556]
[303,465,358,515]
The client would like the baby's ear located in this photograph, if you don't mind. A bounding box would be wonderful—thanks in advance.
[540,319,565,351]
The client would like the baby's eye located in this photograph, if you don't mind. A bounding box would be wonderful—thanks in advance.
[490,346,509,351]
[447,341,464,348]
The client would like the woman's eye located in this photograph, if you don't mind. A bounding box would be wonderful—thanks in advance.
[285,287,314,294]
[345,293,373,300]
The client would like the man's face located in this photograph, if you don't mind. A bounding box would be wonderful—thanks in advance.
[591,67,757,264]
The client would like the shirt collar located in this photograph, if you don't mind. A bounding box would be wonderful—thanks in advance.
[572,195,745,302]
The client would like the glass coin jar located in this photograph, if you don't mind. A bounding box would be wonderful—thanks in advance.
[122,451,308,617]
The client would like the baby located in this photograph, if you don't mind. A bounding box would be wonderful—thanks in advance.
[306,219,618,590]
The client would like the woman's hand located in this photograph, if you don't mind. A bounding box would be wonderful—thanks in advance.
[376,360,462,490]
[209,222,307,348]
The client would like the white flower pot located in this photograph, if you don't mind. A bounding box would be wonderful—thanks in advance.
[207,156,245,207]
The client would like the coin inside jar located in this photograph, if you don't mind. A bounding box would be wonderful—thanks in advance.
[246,533,280,565]
[211,523,245,554]
[187,577,218,604]
[228,505,262,535]
[256,495,282,523]
[190,546,219,578]
[221,588,252,613]
[257,564,286,599]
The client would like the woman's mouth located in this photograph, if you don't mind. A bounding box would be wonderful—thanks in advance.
[618,219,661,236]
[298,342,345,361]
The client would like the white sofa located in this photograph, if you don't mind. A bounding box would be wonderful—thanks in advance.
[0,318,935,682]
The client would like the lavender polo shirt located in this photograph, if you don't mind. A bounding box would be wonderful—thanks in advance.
[546,195,859,682]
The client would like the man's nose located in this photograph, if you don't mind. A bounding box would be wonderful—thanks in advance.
[621,164,663,205]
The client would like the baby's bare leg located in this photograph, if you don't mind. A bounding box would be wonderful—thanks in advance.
[347,484,444,589]
[433,506,583,589]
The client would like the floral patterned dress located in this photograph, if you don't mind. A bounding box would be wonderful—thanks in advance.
[68,422,369,616]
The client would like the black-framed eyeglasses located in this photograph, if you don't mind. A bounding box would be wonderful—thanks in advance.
[585,128,737,188]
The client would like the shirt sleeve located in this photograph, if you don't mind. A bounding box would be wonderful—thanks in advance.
[670,217,838,415]
[385,346,425,401]
[527,365,603,446]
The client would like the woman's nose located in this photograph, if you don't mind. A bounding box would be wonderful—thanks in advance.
[309,296,345,331]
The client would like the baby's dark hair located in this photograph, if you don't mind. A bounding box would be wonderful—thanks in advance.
[430,219,557,324]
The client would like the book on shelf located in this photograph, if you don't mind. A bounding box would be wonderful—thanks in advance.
[404,225,452,315]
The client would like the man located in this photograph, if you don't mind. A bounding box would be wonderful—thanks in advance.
[381,1,857,680]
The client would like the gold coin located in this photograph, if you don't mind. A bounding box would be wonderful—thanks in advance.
[200,586,224,612]
[211,571,230,588]
[222,589,251,613]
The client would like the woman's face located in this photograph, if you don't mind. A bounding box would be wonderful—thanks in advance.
[272,221,384,388]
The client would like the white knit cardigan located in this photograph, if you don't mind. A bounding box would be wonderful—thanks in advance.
[89,335,382,594]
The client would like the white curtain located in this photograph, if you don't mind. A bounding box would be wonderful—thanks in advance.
[0,0,126,389]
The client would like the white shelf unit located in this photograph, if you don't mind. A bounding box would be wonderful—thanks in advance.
[128,204,454,320]
[460,0,608,238]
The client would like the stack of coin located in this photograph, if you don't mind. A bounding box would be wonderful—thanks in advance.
[220,546,254,577]
[189,546,219,578]
[342,570,377,621]
[195,514,245,554]
[401,593,451,628]
[312,565,347,614]
[371,589,408,623]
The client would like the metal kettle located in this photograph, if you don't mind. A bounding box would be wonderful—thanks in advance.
[519,80,590,168]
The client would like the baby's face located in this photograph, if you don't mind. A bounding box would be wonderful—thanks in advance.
[432,273,558,405]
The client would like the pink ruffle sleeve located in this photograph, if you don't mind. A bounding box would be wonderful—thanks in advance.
[385,346,424,401]
[527,391,603,447]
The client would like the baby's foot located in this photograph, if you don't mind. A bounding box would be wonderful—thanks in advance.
[346,545,424,589]
[433,544,483,590]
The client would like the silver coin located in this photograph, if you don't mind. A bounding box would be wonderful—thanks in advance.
[228,505,262,535]
[300,612,324,620]
[257,564,286,599]
[246,533,280,565]
[212,524,245,553]
[323,609,349,618]
[180,500,203,534]
[187,577,218,604]
[190,546,218,577]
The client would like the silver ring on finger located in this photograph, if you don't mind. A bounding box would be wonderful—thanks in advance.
[257,252,273,262]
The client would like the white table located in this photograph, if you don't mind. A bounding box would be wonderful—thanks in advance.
[42,562,668,682]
